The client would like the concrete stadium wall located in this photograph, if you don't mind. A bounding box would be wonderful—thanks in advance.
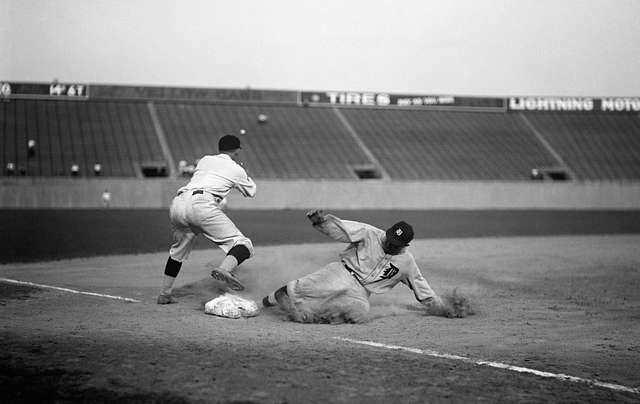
[2,178,640,210]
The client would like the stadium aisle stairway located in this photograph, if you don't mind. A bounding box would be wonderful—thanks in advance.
[341,109,558,180]
[154,103,372,179]
[524,113,640,180]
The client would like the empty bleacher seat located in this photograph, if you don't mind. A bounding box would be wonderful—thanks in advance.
[341,109,558,180]
[154,103,372,179]
[1,99,164,177]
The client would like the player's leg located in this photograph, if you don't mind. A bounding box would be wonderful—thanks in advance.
[158,197,197,304]
[208,242,252,291]
[217,243,252,275]
[262,262,369,323]
[198,204,254,290]
[261,266,338,312]
[158,230,196,304]
[158,257,182,304]
[262,285,288,307]
[326,286,370,323]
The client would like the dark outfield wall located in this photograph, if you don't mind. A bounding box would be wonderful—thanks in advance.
[2,209,640,263]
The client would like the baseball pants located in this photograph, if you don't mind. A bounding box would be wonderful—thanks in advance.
[283,262,371,323]
[168,190,253,262]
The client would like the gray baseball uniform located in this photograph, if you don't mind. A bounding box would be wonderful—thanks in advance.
[283,214,436,322]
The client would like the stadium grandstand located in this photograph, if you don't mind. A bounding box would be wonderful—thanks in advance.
[1,99,162,177]
[522,113,640,180]
[1,82,639,181]
[155,103,372,179]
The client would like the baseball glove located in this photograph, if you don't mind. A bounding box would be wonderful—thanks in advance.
[306,209,326,225]
[425,289,474,318]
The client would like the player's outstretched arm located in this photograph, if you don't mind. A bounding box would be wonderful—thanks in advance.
[305,210,356,243]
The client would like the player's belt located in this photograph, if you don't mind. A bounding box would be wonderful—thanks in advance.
[191,189,223,198]
[180,189,223,200]
[343,262,365,287]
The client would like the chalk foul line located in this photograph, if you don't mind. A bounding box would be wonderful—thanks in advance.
[0,278,140,303]
[334,337,639,395]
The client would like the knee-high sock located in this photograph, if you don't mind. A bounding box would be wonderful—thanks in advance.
[219,245,252,273]
[219,255,238,273]
[267,285,288,305]
[161,275,176,295]
[162,257,182,295]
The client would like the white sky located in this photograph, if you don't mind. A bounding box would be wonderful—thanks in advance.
[2,0,639,96]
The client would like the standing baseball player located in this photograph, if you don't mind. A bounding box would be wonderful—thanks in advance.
[261,210,447,323]
[157,135,256,304]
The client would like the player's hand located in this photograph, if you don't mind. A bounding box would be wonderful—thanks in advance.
[306,209,326,225]
[422,291,474,318]
[422,295,444,311]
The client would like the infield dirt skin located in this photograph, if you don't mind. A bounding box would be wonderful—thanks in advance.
[2,235,640,403]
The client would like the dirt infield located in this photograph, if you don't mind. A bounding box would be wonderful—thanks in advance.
[2,235,640,402]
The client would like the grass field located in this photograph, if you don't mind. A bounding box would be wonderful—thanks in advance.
[2,210,640,402]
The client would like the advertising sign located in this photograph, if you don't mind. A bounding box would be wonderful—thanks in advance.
[300,91,505,111]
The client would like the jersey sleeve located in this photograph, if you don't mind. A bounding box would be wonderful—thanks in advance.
[232,166,257,197]
[401,257,437,302]
[313,215,370,243]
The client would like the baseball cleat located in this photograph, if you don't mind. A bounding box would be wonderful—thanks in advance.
[157,294,178,304]
[210,268,245,291]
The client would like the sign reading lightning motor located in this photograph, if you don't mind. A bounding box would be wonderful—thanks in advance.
[509,97,640,112]
[600,97,640,112]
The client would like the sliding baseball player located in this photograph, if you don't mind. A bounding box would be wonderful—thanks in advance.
[262,210,447,322]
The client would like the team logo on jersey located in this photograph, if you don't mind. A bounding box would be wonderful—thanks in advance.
[379,263,399,280]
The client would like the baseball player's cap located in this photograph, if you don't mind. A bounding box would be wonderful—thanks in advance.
[218,135,242,152]
[385,221,414,246]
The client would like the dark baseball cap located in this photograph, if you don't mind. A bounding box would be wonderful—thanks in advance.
[385,221,414,246]
[218,135,242,152]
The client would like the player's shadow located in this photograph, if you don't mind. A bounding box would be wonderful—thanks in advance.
[172,277,228,309]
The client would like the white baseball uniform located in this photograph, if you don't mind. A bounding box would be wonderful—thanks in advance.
[284,214,436,323]
[168,154,256,262]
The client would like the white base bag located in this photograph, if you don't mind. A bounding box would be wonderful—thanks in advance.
[204,293,260,319]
